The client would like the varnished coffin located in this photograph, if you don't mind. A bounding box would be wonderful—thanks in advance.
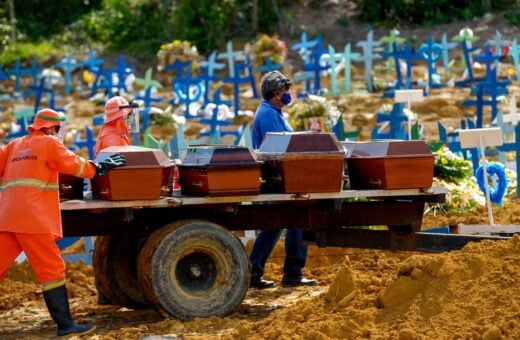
[91,146,175,200]
[59,173,84,200]
[342,140,434,189]
[255,132,345,193]
[179,145,262,196]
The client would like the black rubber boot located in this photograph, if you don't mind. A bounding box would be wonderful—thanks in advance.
[43,285,96,337]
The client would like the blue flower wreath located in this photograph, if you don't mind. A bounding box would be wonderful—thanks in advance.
[475,162,508,205]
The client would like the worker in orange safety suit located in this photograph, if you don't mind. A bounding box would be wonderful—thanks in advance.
[94,96,138,156]
[0,108,126,337]
[92,95,138,306]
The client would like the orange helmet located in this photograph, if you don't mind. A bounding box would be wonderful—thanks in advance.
[104,96,133,123]
[28,108,66,132]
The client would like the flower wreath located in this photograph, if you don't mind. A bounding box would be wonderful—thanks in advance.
[475,162,508,205]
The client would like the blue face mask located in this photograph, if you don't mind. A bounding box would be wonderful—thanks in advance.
[281,92,292,105]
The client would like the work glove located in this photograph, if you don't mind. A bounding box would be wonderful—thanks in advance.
[94,153,126,176]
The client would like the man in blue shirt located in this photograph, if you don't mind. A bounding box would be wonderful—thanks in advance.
[249,71,318,288]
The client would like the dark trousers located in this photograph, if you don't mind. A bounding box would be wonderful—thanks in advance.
[249,228,307,280]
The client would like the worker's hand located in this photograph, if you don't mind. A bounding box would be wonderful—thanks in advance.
[95,153,126,176]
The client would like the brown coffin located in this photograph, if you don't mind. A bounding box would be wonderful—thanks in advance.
[255,132,345,193]
[342,140,434,189]
[91,146,175,200]
[179,145,262,196]
[59,173,84,200]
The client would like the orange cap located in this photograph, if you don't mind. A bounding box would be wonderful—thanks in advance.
[104,96,133,123]
[27,108,65,132]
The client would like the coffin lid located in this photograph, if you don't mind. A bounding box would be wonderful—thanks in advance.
[342,140,433,158]
[180,144,260,167]
[95,145,175,168]
[257,132,344,153]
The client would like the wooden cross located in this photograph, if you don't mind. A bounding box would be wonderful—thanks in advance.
[56,53,80,95]
[356,30,382,92]
[218,41,245,78]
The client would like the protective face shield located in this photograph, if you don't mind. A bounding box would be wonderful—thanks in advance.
[120,102,140,133]
[55,120,66,140]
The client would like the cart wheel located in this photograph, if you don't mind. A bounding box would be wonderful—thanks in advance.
[93,234,148,309]
[137,220,249,321]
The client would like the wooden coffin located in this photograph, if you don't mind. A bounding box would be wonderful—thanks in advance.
[342,140,434,189]
[179,145,262,196]
[255,132,345,193]
[91,146,175,200]
[59,173,84,200]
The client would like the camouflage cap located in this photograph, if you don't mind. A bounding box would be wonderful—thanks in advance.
[260,71,292,100]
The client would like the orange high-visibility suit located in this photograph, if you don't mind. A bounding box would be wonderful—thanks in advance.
[93,119,130,156]
[0,130,97,285]
[93,96,133,157]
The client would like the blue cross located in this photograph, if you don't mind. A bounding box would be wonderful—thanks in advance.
[56,53,80,95]
[303,36,330,94]
[440,33,457,72]
[371,103,409,140]
[81,50,104,73]
[257,56,283,73]
[135,86,163,130]
[511,39,520,81]
[325,44,344,96]
[199,88,233,137]
[90,67,113,98]
[218,41,245,78]
[109,56,134,92]
[0,64,8,81]
[341,43,361,92]
[171,64,204,118]
[200,51,225,77]
[356,30,382,92]
[74,126,96,160]
[487,30,510,56]
[291,32,318,63]
[30,77,58,113]
[418,36,444,89]
[223,62,252,116]
[197,65,220,108]
[7,60,32,93]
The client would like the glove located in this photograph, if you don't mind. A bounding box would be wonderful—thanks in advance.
[94,153,126,176]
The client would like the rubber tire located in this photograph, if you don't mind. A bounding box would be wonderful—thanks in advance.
[137,220,250,321]
[93,234,149,309]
